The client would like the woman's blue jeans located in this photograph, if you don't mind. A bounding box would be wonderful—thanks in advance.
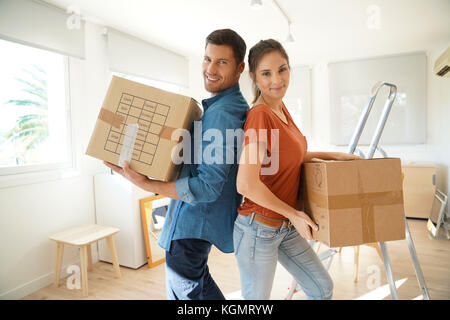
[233,213,334,300]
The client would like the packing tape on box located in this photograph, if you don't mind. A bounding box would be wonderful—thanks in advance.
[98,108,125,129]
[306,189,403,243]
[118,123,139,167]
[158,125,182,142]
[356,169,374,244]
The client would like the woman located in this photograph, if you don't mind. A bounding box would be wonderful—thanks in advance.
[234,39,360,300]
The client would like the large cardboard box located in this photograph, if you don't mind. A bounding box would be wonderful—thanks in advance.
[300,158,405,247]
[402,163,436,219]
[86,76,202,181]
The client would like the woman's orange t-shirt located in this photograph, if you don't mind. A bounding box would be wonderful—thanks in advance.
[237,103,308,220]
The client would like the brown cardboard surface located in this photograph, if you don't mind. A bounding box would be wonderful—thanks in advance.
[402,165,436,219]
[86,76,202,181]
[300,158,406,247]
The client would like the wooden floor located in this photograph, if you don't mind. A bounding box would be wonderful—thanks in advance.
[22,219,450,300]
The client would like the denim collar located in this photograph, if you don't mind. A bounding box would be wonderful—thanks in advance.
[201,83,240,111]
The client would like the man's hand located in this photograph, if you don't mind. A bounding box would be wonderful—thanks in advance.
[103,161,180,200]
[103,161,148,187]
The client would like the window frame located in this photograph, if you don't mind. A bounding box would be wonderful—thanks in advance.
[0,55,74,178]
[110,70,189,96]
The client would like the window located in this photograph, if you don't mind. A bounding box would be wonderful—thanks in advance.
[328,52,426,145]
[111,72,187,96]
[0,39,71,175]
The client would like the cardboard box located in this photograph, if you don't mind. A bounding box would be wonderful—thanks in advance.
[300,158,405,247]
[402,163,436,219]
[86,76,202,181]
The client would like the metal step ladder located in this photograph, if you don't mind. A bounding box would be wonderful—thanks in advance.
[286,81,430,300]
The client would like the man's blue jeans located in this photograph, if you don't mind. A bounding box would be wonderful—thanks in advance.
[233,213,334,300]
[165,238,225,300]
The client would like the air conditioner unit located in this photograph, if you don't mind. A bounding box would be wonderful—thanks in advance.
[434,47,450,77]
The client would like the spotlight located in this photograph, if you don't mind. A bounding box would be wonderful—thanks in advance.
[250,0,263,10]
[285,23,294,43]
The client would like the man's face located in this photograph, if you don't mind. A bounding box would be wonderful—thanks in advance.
[202,43,244,95]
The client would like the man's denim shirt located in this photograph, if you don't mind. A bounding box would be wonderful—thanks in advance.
[158,83,249,253]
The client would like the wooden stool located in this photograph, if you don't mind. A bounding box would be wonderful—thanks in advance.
[49,224,121,296]
[353,243,383,282]
[337,243,383,282]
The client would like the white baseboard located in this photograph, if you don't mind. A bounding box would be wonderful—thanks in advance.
[0,252,99,300]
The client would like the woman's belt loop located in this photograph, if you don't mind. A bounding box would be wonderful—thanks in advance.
[249,212,256,225]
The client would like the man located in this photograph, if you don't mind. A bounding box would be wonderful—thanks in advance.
[104,29,249,300]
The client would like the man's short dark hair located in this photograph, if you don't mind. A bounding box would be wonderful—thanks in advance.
[205,29,246,66]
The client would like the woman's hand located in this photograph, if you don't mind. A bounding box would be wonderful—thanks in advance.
[304,151,362,163]
[103,160,148,187]
[289,210,319,240]
[332,152,362,161]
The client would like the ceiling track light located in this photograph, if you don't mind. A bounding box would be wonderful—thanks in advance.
[272,0,294,43]
[286,23,294,43]
[250,0,263,10]
[250,0,294,42]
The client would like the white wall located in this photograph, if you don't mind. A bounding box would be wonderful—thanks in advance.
[0,22,111,299]
[0,176,95,299]
[187,55,208,103]
[309,45,450,215]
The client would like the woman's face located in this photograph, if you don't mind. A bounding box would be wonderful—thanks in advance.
[254,50,290,102]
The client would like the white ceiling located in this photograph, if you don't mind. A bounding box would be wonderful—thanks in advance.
[44,0,450,66]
